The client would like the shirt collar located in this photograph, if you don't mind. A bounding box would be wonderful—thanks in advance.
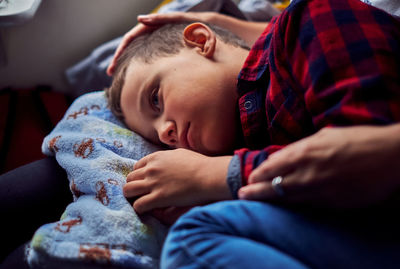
[237,19,275,84]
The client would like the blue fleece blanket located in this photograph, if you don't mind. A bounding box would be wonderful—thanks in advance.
[26,91,168,269]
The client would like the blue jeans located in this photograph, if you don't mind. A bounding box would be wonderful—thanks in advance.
[161,200,400,269]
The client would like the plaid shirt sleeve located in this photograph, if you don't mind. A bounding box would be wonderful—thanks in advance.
[234,0,400,187]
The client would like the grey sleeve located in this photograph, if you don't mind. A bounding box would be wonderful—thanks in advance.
[226,155,242,199]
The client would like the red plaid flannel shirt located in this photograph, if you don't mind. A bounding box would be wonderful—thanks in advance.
[234,0,400,185]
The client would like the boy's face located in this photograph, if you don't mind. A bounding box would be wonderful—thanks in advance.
[120,47,242,155]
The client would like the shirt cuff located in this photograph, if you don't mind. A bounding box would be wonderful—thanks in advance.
[226,155,242,199]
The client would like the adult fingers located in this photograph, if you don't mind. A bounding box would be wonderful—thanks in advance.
[240,172,302,200]
[248,134,319,185]
[240,167,330,206]
[238,177,309,204]
[107,12,211,75]
[106,23,155,76]
[239,155,320,199]
[239,181,325,208]
[248,149,297,184]
[137,12,198,25]
[106,26,141,75]
[238,182,277,200]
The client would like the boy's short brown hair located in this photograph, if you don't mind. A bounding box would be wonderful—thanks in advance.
[105,23,250,119]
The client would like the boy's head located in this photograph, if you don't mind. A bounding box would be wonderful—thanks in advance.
[106,22,250,155]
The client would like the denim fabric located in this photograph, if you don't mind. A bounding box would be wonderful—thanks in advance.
[161,200,400,269]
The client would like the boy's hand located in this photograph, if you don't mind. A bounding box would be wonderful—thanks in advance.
[124,148,232,214]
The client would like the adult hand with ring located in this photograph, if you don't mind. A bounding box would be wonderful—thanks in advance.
[238,125,400,209]
[271,176,285,196]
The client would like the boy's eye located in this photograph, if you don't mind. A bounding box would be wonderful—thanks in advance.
[150,87,160,111]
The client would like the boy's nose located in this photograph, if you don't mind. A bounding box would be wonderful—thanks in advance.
[158,121,178,147]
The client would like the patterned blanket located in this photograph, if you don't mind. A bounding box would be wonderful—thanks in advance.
[26,91,168,269]
[26,2,295,267]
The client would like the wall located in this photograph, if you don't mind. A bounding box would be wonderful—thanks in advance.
[0,0,160,94]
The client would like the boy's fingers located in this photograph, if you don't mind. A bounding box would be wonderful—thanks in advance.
[123,181,149,198]
[133,155,149,170]
[126,168,145,182]
[127,160,148,181]
[133,193,158,214]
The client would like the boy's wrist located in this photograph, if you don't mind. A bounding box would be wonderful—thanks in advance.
[201,155,234,201]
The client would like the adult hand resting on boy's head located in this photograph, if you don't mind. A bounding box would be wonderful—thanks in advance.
[107,12,216,76]
[239,125,400,209]
[107,12,267,76]
[123,148,232,214]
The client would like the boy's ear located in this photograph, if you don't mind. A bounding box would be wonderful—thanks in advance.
[183,23,216,58]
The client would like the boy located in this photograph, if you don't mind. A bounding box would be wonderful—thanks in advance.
[106,0,400,216]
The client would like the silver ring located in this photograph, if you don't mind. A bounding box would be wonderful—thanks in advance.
[271,176,285,196]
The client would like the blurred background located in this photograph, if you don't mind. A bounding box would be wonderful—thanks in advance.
[0,0,161,173]
[0,0,159,92]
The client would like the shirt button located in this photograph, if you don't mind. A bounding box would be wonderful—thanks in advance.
[244,100,253,110]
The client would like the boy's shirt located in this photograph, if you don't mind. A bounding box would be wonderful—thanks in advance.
[230,0,400,195]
